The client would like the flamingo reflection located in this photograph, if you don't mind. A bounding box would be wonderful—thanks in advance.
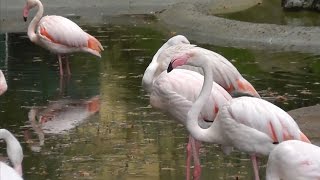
[24,96,100,152]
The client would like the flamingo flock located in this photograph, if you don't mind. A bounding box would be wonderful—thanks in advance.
[0,0,318,179]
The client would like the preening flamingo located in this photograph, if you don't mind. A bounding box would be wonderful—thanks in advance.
[266,140,320,180]
[167,50,310,180]
[0,129,24,180]
[23,0,104,76]
[0,70,8,96]
[142,35,190,93]
[156,43,260,98]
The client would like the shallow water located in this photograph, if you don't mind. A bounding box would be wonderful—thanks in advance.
[0,24,319,180]
[216,0,320,26]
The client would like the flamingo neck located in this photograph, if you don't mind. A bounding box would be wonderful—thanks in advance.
[186,60,223,144]
[28,0,43,43]
[142,43,170,92]
[0,129,23,174]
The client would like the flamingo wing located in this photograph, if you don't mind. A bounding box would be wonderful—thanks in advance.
[37,15,103,55]
[225,97,309,143]
[38,15,88,47]
[0,162,22,180]
[150,69,231,127]
[158,44,260,97]
[266,140,320,180]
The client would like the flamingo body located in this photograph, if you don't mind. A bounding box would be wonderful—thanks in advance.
[167,50,310,180]
[266,140,320,180]
[36,15,102,57]
[151,69,231,127]
[0,162,23,180]
[0,70,8,96]
[158,44,260,97]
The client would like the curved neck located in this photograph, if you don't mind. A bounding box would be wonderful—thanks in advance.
[28,0,43,43]
[0,129,23,166]
[186,60,223,144]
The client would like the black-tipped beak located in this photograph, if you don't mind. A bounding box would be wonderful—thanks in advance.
[23,16,27,22]
[167,62,173,73]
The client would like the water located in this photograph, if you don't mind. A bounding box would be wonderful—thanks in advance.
[216,0,320,26]
[0,24,319,180]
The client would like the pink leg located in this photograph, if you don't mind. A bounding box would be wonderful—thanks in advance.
[65,56,71,76]
[58,55,64,76]
[250,154,260,180]
[186,136,192,180]
[190,137,201,180]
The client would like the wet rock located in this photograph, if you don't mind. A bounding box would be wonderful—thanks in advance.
[282,0,320,11]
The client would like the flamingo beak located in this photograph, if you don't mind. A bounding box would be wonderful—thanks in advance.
[167,62,173,73]
[23,5,29,22]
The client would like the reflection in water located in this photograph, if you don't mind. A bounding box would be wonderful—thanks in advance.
[0,24,319,179]
[25,96,100,152]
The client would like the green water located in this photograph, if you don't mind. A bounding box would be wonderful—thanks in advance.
[0,24,319,180]
[216,0,320,26]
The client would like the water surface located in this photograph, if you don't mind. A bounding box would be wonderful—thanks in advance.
[0,24,319,180]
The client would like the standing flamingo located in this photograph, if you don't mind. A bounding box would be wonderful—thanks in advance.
[167,50,310,180]
[23,0,104,76]
[0,129,24,180]
[266,140,320,180]
[0,70,8,95]
[150,69,232,180]
[143,35,260,179]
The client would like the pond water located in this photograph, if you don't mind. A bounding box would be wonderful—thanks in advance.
[216,0,320,26]
[0,23,319,180]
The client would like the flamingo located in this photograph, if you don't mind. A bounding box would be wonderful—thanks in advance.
[266,140,320,180]
[23,0,104,76]
[149,43,260,98]
[150,69,232,180]
[0,129,24,180]
[167,49,311,180]
[143,35,260,179]
[0,70,8,96]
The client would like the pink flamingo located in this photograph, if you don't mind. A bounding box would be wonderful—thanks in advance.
[0,129,24,180]
[266,140,320,180]
[167,49,311,180]
[150,69,232,180]
[143,35,260,179]
[0,70,8,96]
[23,0,104,76]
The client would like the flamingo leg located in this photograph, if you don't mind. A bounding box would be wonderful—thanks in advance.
[65,56,71,76]
[186,135,192,180]
[250,154,260,180]
[191,137,201,180]
[58,55,64,76]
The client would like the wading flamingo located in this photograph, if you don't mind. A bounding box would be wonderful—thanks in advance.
[150,69,232,180]
[0,70,8,95]
[167,50,310,180]
[0,129,24,180]
[143,35,260,179]
[23,0,104,76]
[266,140,320,180]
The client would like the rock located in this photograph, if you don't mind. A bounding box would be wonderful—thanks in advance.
[282,0,320,11]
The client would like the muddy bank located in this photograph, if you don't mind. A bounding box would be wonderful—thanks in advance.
[158,2,320,54]
[288,105,320,145]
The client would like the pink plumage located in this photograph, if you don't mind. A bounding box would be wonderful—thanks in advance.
[23,0,103,76]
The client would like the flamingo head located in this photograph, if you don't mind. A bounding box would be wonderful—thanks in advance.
[166,35,190,46]
[167,51,196,72]
[0,70,7,96]
[23,0,38,21]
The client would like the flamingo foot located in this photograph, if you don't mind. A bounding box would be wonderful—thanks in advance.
[193,164,201,180]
